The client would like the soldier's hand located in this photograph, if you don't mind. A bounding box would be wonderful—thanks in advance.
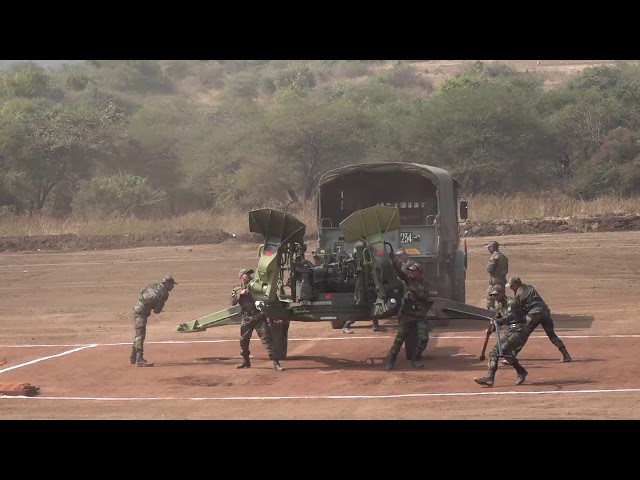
[239,288,248,296]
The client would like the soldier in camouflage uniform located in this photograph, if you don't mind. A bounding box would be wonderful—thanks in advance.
[485,240,509,310]
[130,275,177,367]
[341,249,413,335]
[474,284,530,387]
[507,276,572,362]
[393,248,432,360]
[384,261,433,370]
[232,268,284,372]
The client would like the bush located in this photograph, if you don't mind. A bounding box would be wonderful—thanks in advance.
[0,64,50,98]
[64,70,91,91]
[379,63,431,91]
[335,61,370,78]
[274,64,317,92]
[72,174,168,219]
[223,71,259,99]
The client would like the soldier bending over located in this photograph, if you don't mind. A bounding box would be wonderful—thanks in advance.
[507,276,572,362]
[474,284,529,387]
[130,275,177,367]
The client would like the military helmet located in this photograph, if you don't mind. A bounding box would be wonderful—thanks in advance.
[407,262,423,272]
[485,240,499,249]
[506,276,521,288]
[238,268,254,277]
[488,284,505,295]
[162,275,178,285]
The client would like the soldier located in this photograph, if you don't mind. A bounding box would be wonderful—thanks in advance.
[232,268,284,372]
[485,240,508,310]
[341,250,412,335]
[384,262,433,370]
[130,275,177,367]
[391,248,432,361]
[506,276,572,362]
[473,284,530,387]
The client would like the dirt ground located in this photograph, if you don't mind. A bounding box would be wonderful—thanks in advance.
[1,229,640,419]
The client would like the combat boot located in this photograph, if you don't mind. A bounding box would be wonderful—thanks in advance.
[515,368,528,386]
[560,348,572,362]
[385,352,397,370]
[273,360,284,372]
[473,372,495,387]
[129,347,137,365]
[411,357,424,368]
[342,324,354,334]
[236,357,251,369]
[135,351,153,367]
[372,320,387,332]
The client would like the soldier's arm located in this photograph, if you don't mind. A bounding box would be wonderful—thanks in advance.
[153,294,166,314]
[231,286,241,306]
[389,255,409,282]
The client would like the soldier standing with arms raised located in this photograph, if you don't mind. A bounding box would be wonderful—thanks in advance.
[232,268,284,372]
[384,258,433,370]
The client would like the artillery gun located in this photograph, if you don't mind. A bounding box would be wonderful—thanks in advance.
[176,162,493,360]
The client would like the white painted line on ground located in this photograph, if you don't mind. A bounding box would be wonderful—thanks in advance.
[1,334,639,349]
[0,344,98,374]
[2,387,640,401]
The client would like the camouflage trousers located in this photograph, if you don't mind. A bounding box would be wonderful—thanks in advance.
[488,325,528,375]
[514,309,567,355]
[416,317,430,357]
[486,278,507,309]
[389,313,428,358]
[132,313,148,352]
[239,313,277,361]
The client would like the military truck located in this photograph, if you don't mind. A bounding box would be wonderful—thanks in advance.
[315,162,469,309]
[176,162,490,360]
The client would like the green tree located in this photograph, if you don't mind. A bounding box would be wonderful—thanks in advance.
[263,98,371,199]
[0,99,126,212]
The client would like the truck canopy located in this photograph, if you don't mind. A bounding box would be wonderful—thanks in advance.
[316,162,462,246]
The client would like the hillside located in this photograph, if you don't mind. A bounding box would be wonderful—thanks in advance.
[0,60,85,70]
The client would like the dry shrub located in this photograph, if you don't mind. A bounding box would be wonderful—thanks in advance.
[3,195,640,238]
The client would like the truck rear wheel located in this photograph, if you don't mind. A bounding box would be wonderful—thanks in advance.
[270,319,290,360]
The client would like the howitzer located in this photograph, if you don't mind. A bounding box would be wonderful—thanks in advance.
[249,205,406,324]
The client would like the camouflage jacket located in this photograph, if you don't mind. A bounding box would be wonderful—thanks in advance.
[501,283,548,323]
[494,296,527,332]
[513,284,549,315]
[399,275,432,316]
[486,251,508,283]
[231,283,259,315]
[133,283,169,317]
